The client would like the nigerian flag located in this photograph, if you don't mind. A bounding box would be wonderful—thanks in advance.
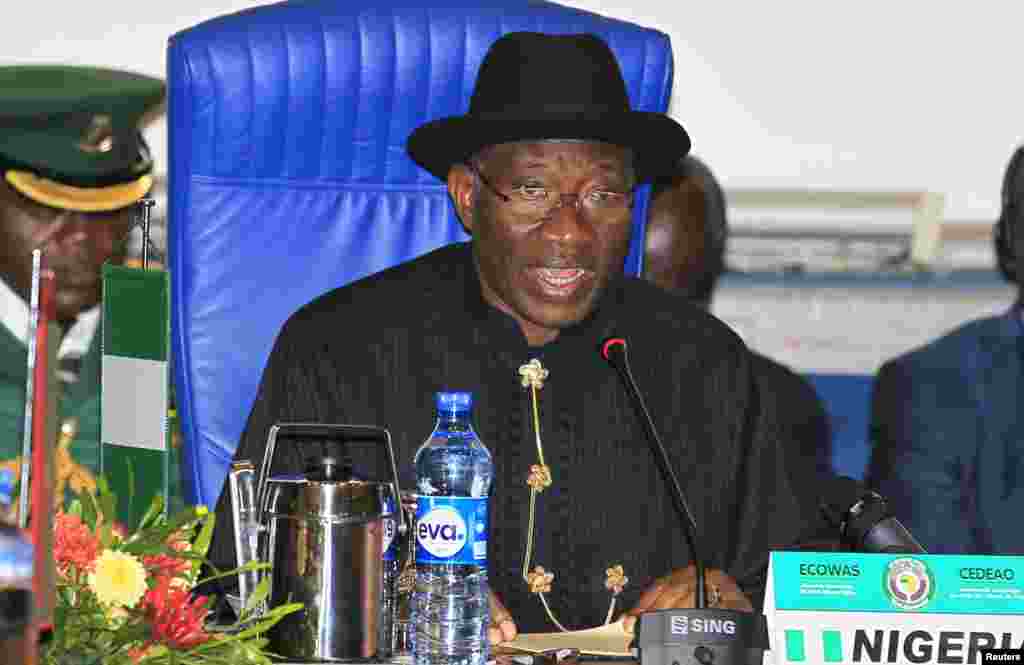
[101,264,170,527]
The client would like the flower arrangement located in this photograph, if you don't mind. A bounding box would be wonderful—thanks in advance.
[42,479,300,665]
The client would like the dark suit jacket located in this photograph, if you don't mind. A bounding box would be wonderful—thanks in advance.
[750,352,832,480]
[866,306,1023,554]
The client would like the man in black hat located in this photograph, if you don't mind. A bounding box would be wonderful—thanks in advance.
[0,65,167,506]
[208,32,831,639]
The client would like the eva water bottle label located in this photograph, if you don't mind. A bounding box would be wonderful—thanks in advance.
[382,495,398,562]
[415,496,488,566]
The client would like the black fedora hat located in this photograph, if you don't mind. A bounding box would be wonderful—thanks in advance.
[407,32,690,183]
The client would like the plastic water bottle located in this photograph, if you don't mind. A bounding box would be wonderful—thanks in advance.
[379,489,399,658]
[412,392,493,665]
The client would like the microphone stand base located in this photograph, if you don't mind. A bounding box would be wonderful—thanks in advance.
[636,609,764,665]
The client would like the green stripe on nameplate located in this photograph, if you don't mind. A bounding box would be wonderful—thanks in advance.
[785,630,806,662]
[101,265,170,528]
[822,630,843,662]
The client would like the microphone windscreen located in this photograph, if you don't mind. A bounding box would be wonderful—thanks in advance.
[819,474,866,528]
[601,337,627,362]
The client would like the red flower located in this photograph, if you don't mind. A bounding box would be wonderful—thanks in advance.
[127,644,152,663]
[143,532,193,581]
[53,512,100,577]
[143,552,191,580]
[141,577,212,650]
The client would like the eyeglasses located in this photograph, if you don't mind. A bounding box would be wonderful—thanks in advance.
[466,162,634,221]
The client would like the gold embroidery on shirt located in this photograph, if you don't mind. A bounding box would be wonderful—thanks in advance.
[516,359,624,632]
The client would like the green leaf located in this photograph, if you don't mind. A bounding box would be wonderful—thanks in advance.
[97,478,117,525]
[125,456,136,523]
[81,490,100,531]
[99,521,113,549]
[191,510,216,563]
[189,602,301,652]
[120,518,197,557]
[194,560,270,587]
[136,492,164,532]
[242,576,270,617]
[66,499,83,518]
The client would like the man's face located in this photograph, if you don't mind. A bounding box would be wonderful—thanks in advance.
[643,178,710,303]
[0,179,134,327]
[449,141,635,346]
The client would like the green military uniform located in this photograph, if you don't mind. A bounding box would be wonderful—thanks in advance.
[0,65,183,514]
[0,312,102,468]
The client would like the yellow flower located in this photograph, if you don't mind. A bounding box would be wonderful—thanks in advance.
[88,550,148,608]
[527,464,552,491]
[605,565,628,595]
[526,566,555,594]
[518,359,549,389]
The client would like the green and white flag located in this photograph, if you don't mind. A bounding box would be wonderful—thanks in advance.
[101,264,170,527]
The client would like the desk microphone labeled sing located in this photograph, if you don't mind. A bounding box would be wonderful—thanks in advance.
[600,337,762,665]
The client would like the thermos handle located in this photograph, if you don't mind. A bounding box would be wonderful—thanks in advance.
[227,461,260,608]
[256,423,408,536]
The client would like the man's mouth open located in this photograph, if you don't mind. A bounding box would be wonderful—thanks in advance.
[533,267,590,296]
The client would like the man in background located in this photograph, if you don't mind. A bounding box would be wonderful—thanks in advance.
[644,155,833,478]
[0,65,174,507]
[867,145,1024,554]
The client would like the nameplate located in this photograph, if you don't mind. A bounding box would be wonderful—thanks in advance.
[763,552,1024,665]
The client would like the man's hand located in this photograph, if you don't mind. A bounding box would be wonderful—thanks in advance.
[489,589,518,645]
[623,565,752,632]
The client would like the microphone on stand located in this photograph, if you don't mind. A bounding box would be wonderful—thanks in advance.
[820,475,926,554]
[600,337,707,608]
[600,337,761,665]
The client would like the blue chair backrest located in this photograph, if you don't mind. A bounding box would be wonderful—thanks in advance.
[805,372,875,480]
[167,0,677,507]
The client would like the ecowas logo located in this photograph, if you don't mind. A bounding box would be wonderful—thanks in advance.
[417,506,468,558]
[885,557,935,610]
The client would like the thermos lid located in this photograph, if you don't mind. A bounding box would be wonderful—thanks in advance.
[266,457,384,523]
[305,456,353,482]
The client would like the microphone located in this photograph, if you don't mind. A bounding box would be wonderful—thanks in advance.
[820,475,926,554]
[601,337,762,665]
[601,337,707,608]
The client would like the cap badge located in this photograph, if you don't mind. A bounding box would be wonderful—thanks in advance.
[76,114,115,154]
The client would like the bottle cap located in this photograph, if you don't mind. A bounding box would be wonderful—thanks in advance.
[435,391,473,413]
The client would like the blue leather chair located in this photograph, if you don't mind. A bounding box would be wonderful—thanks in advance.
[167,0,678,508]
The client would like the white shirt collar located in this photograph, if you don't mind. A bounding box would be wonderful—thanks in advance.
[0,276,100,359]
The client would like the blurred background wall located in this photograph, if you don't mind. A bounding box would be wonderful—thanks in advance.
[3,0,1020,375]
[4,0,1020,223]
